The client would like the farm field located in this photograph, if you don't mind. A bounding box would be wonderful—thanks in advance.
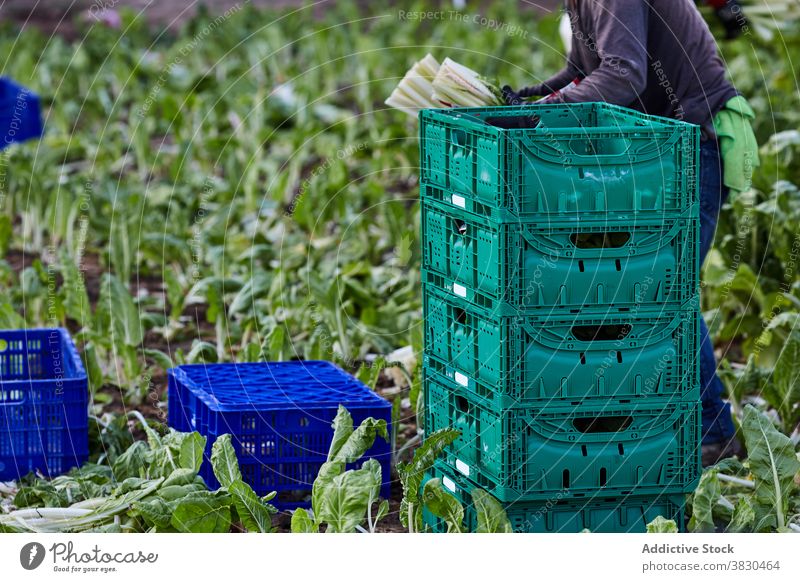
[0,1,798,533]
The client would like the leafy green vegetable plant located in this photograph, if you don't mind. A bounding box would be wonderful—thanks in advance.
[291,406,389,533]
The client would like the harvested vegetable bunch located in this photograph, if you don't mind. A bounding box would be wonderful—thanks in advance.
[384,53,441,116]
[431,57,503,108]
[385,54,502,116]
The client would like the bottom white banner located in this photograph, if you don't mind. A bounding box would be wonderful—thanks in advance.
[1,533,797,581]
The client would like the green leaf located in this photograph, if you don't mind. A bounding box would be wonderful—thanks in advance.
[397,428,460,530]
[374,499,390,528]
[356,357,386,390]
[112,440,149,481]
[727,497,756,533]
[315,460,382,533]
[228,273,271,315]
[58,249,92,327]
[763,332,800,432]
[211,434,242,488]
[472,489,512,533]
[162,468,199,488]
[179,432,206,473]
[330,417,388,465]
[0,215,11,256]
[422,479,463,533]
[229,479,275,533]
[327,406,354,462]
[266,326,285,361]
[646,516,679,533]
[0,301,27,329]
[171,491,232,533]
[395,233,413,266]
[291,508,317,533]
[144,348,174,371]
[741,405,800,530]
[81,342,105,392]
[689,470,722,532]
[99,274,143,347]
[133,498,173,529]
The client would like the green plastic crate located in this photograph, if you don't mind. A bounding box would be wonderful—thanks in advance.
[421,463,687,533]
[424,371,701,502]
[421,197,699,316]
[423,286,700,407]
[419,102,699,223]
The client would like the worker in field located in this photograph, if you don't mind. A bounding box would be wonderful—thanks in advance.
[503,0,759,465]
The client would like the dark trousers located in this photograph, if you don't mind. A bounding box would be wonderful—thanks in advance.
[698,139,736,443]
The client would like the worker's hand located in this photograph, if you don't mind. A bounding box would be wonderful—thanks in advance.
[715,0,748,39]
[501,85,543,106]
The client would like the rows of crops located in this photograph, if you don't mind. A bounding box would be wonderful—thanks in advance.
[0,2,798,532]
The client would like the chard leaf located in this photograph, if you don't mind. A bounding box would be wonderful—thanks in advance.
[727,497,756,533]
[472,488,512,533]
[311,460,345,519]
[291,508,317,533]
[98,274,143,347]
[397,428,459,530]
[689,470,722,532]
[646,516,678,533]
[330,417,388,465]
[179,432,207,473]
[162,468,198,488]
[327,406,354,462]
[211,434,242,488]
[171,491,232,533]
[133,498,173,529]
[229,479,276,533]
[315,459,382,533]
[112,440,149,481]
[422,478,463,533]
[742,405,800,530]
[763,332,800,431]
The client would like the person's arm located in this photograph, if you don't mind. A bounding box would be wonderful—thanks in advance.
[547,0,649,105]
[527,58,583,97]
[504,45,582,103]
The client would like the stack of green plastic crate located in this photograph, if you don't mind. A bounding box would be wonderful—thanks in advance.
[419,102,702,533]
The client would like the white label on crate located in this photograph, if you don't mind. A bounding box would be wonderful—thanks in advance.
[455,459,470,477]
[451,194,466,208]
[442,476,456,493]
[452,283,467,297]
[454,372,469,387]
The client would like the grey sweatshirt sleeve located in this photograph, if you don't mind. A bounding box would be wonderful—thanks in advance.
[550,0,649,104]
[528,51,582,96]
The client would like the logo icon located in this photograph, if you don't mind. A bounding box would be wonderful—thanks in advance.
[20,542,45,570]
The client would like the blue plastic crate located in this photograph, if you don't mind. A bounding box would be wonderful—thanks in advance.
[168,361,393,507]
[0,78,43,148]
[0,328,88,480]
